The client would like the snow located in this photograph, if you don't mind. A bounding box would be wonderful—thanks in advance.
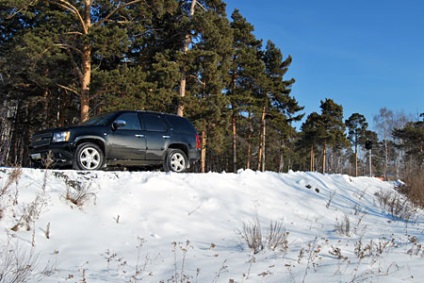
[1,167,423,282]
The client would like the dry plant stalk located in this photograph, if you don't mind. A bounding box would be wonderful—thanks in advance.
[64,183,96,207]
[1,167,22,197]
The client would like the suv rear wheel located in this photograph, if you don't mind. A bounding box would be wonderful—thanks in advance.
[165,149,188,173]
[73,142,104,170]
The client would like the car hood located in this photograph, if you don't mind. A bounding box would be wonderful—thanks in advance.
[34,125,106,135]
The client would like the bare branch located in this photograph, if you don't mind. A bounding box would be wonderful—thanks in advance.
[188,74,206,86]
[55,43,83,55]
[56,84,79,96]
[50,0,88,33]
[96,0,146,27]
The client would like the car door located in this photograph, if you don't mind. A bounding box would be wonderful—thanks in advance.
[140,113,169,161]
[107,112,146,162]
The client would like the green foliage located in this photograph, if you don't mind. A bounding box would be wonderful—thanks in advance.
[393,120,424,168]
[319,98,348,148]
[345,113,368,152]
[0,0,362,174]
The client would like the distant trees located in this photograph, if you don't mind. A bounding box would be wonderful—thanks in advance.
[373,108,412,179]
[298,99,347,173]
[392,115,424,172]
[299,112,322,172]
[345,113,368,176]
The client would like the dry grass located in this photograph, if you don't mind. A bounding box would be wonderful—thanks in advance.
[64,183,97,207]
[239,217,289,254]
[0,166,22,197]
[399,169,424,208]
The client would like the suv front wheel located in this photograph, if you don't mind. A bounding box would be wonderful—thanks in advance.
[165,149,188,173]
[73,142,104,170]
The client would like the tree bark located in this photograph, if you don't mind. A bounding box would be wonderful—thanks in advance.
[257,106,266,171]
[201,130,206,173]
[79,0,92,122]
[322,142,327,173]
[310,144,315,171]
[80,43,91,122]
[177,0,196,117]
[232,115,237,173]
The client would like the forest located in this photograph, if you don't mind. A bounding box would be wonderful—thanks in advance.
[0,0,423,180]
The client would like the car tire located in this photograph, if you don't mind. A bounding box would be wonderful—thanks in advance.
[165,149,188,173]
[73,142,104,170]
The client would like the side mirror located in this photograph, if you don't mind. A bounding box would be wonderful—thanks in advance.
[112,120,126,130]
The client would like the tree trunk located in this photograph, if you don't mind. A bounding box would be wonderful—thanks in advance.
[177,0,196,117]
[42,88,49,128]
[201,130,206,173]
[310,144,315,171]
[246,139,251,170]
[80,0,92,122]
[80,45,91,122]
[246,113,252,169]
[262,116,266,172]
[322,142,327,173]
[355,152,358,177]
[354,136,358,177]
[232,115,237,173]
[257,106,266,171]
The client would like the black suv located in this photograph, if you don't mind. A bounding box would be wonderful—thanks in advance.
[29,111,200,172]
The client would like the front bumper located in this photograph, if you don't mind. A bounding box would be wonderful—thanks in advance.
[29,144,74,168]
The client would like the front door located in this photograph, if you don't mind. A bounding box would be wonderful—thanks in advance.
[108,112,146,162]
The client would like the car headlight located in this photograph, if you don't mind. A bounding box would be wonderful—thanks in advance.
[52,131,70,143]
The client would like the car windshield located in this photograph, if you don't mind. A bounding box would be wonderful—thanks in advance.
[81,112,116,126]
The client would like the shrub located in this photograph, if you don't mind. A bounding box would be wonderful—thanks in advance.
[239,217,289,254]
[398,169,424,208]
[267,220,289,252]
[335,214,351,236]
[239,216,263,254]
[375,189,416,221]
[64,182,96,207]
[0,241,46,283]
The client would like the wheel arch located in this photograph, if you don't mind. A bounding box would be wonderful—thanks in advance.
[73,136,106,157]
[167,143,189,157]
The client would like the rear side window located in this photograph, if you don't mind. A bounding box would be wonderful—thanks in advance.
[143,114,167,132]
[165,115,196,133]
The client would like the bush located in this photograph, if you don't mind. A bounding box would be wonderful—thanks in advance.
[398,169,424,208]
[375,189,415,221]
[239,217,289,254]
[0,241,40,283]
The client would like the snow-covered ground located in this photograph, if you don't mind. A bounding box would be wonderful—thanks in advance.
[0,167,423,282]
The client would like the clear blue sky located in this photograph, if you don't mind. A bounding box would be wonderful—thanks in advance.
[225,0,424,129]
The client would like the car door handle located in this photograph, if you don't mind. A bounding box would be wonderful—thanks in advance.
[162,135,171,139]
[135,134,144,138]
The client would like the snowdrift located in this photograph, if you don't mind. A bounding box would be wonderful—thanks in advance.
[0,167,423,282]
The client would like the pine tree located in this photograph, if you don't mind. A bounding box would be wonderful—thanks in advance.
[345,113,368,176]
[319,98,348,173]
[393,118,424,172]
[228,9,264,172]
[299,112,323,171]
[164,0,233,172]
[257,41,303,171]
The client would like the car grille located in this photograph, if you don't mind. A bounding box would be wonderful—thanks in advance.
[31,132,52,148]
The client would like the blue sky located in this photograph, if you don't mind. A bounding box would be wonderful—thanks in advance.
[225,0,424,129]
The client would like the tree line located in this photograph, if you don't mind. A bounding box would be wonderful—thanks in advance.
[0,0,422,178]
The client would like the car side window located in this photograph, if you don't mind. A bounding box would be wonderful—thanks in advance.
[116,113,141,130]
[144,114,167,132]
[166,116,194,133]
